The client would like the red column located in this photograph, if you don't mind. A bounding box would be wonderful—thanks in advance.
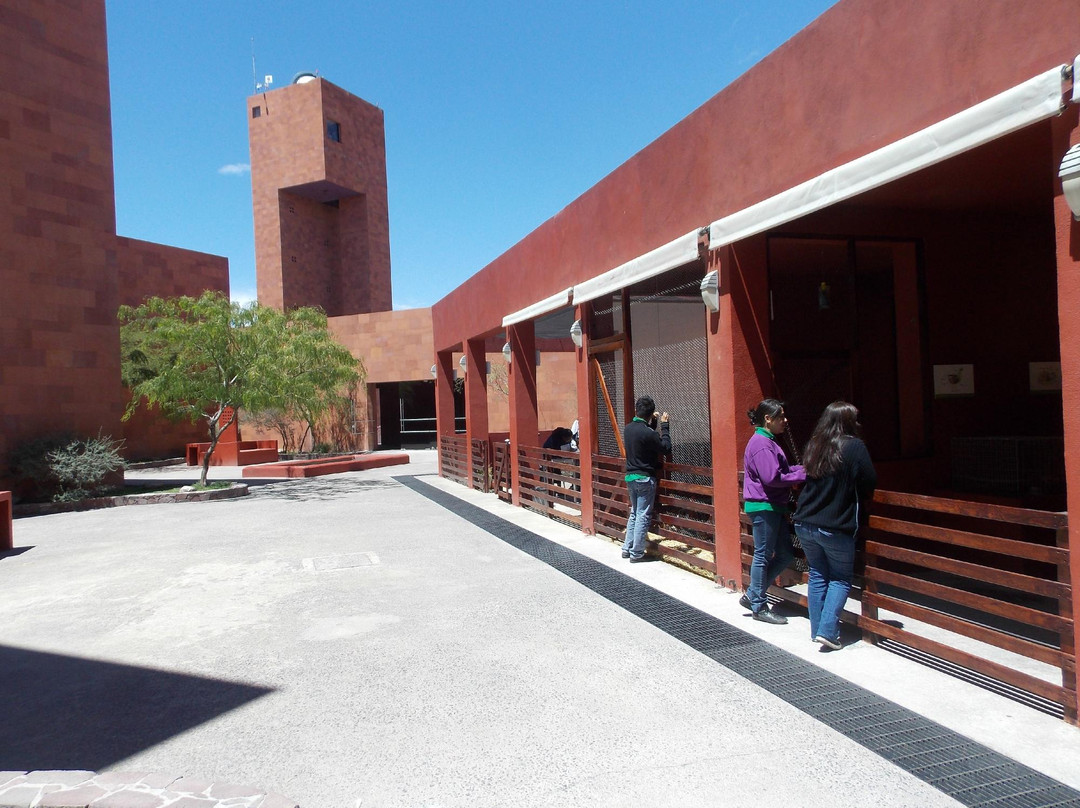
[465,337,490,489]
[434,350,456,477]
[707,246,743,588]
[1052,108,1080,724]
[0,491,12,552]
[574,304,595,534]
[508,322,538,507]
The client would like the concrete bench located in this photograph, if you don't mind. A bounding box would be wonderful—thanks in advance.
[242,453,409,479]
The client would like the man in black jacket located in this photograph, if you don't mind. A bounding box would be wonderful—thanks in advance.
[621,396,671,562]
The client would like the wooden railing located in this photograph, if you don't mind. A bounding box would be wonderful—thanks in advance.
[493,441,511,502]
[864,491,1074,723]
[593,454,715,577]
[470,439,491,493]
[738,479,1075,722]
[517,445,582,528]
[439,435,468,486]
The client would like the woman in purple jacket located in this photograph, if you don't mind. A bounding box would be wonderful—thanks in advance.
[741,399,805,624]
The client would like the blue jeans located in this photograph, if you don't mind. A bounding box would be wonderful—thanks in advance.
[794,522,855,642]
[622,478,656,559]
[747,510,793,613]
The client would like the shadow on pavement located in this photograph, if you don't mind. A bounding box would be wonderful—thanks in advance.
[0,645,273,770]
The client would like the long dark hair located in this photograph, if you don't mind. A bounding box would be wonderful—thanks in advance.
[803,401,860,478]
[747,398,784,428]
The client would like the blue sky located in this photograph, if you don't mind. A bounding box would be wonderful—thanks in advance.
[106,0,836,310]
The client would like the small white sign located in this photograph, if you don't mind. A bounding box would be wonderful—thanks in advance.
[933,364,974,397]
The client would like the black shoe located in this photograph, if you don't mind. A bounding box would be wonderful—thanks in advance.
[621,551,631,559]
[738,594,752,611]
[752,607,788,625]
[629,555,649,563]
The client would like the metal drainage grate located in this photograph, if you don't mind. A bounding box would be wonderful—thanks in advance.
[395,475,1080,808]
[302,552,380,571]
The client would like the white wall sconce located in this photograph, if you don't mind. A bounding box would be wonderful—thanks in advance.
[502,342,512,364]
[458,355,467,375]
[570,319,583,348]
[700,269,721,312]
[430,364,437,379]
[1060,144,1080,220]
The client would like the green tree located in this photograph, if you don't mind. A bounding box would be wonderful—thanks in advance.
[119,292,362,485]
[274,306,365,451]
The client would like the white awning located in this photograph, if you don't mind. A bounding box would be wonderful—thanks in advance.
[709,63,1069,250]
[572,229,703,305]
[501,287,573,328]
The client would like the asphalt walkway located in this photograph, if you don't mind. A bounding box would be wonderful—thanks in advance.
[1,451,1078,807]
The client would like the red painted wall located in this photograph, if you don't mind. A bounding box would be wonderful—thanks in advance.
[431,0,1078,351]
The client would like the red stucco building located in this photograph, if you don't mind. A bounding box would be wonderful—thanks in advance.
[429,0,1080,720]
[0,0,230,485]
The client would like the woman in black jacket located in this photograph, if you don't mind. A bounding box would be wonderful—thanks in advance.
[793,401,876,651]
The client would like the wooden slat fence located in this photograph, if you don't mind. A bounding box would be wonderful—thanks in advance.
[439,434,468,486]
[470,438,491,493]
[516,445,582,528]
[593,454,715,577]
[493,441,511,502]
[738,475,1075,722]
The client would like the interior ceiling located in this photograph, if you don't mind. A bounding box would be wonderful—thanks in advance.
[836,120,1055,213]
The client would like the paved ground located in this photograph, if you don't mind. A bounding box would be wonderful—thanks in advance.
[1,450,1078,807]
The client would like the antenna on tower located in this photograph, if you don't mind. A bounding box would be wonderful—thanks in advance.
[251,38,274,93]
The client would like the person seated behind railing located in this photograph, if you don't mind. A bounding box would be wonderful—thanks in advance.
[543,427,576,451]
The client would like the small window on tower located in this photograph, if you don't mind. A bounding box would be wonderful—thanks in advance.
[326,120,340,142]
[251,106,261,118]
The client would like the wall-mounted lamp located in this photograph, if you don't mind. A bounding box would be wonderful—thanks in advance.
[458,355,467,375]
[700,269,721,312]
[502,342,512,364]
[570,319,583,348]
[430,364,437,379]
[1060,144,1080,220]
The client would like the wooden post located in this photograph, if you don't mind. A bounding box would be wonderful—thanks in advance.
[508,322,538,507]
[465,337,490,490]
[707,246,744,588]
[1052,108,1080,725]
[575,304,596,534]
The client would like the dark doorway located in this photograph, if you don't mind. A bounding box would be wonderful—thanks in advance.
[769,236,926,460]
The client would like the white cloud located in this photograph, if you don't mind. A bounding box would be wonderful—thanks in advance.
[231,288,258,306]
[218,163,251,176]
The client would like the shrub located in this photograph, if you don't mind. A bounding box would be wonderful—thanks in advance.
[8,433,74,502]
[47,434,126,502]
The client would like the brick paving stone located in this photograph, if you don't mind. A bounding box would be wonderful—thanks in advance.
[0,785,47,808]
[249,795,299,808]
[167,779,213,797]
[135,775,179,791]
[160,798,219,808]
[24,773,94,787]
[38,783,109,806]
[89,790,166,808]
[89,774,152,787]
[205,784,262,801]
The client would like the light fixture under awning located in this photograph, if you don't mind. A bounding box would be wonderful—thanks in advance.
[709,62,1069,250]
[501,287,573,328]
[572,229,703,305]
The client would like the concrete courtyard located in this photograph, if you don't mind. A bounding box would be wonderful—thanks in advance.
[1,450,1078,807]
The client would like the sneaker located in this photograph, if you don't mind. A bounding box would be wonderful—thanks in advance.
[621,550,630,558]
[738,594,752,611]
[629,555,649,563]
[815,635,841,650]
[752,607,788,625]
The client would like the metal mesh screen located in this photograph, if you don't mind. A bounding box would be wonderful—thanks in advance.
[629,270,711,469]
[594,350,624,458]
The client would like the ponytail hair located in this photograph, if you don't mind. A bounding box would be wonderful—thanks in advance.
[748,398,785,428]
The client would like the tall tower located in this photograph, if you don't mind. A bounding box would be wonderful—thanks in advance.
[248,76,392,316]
